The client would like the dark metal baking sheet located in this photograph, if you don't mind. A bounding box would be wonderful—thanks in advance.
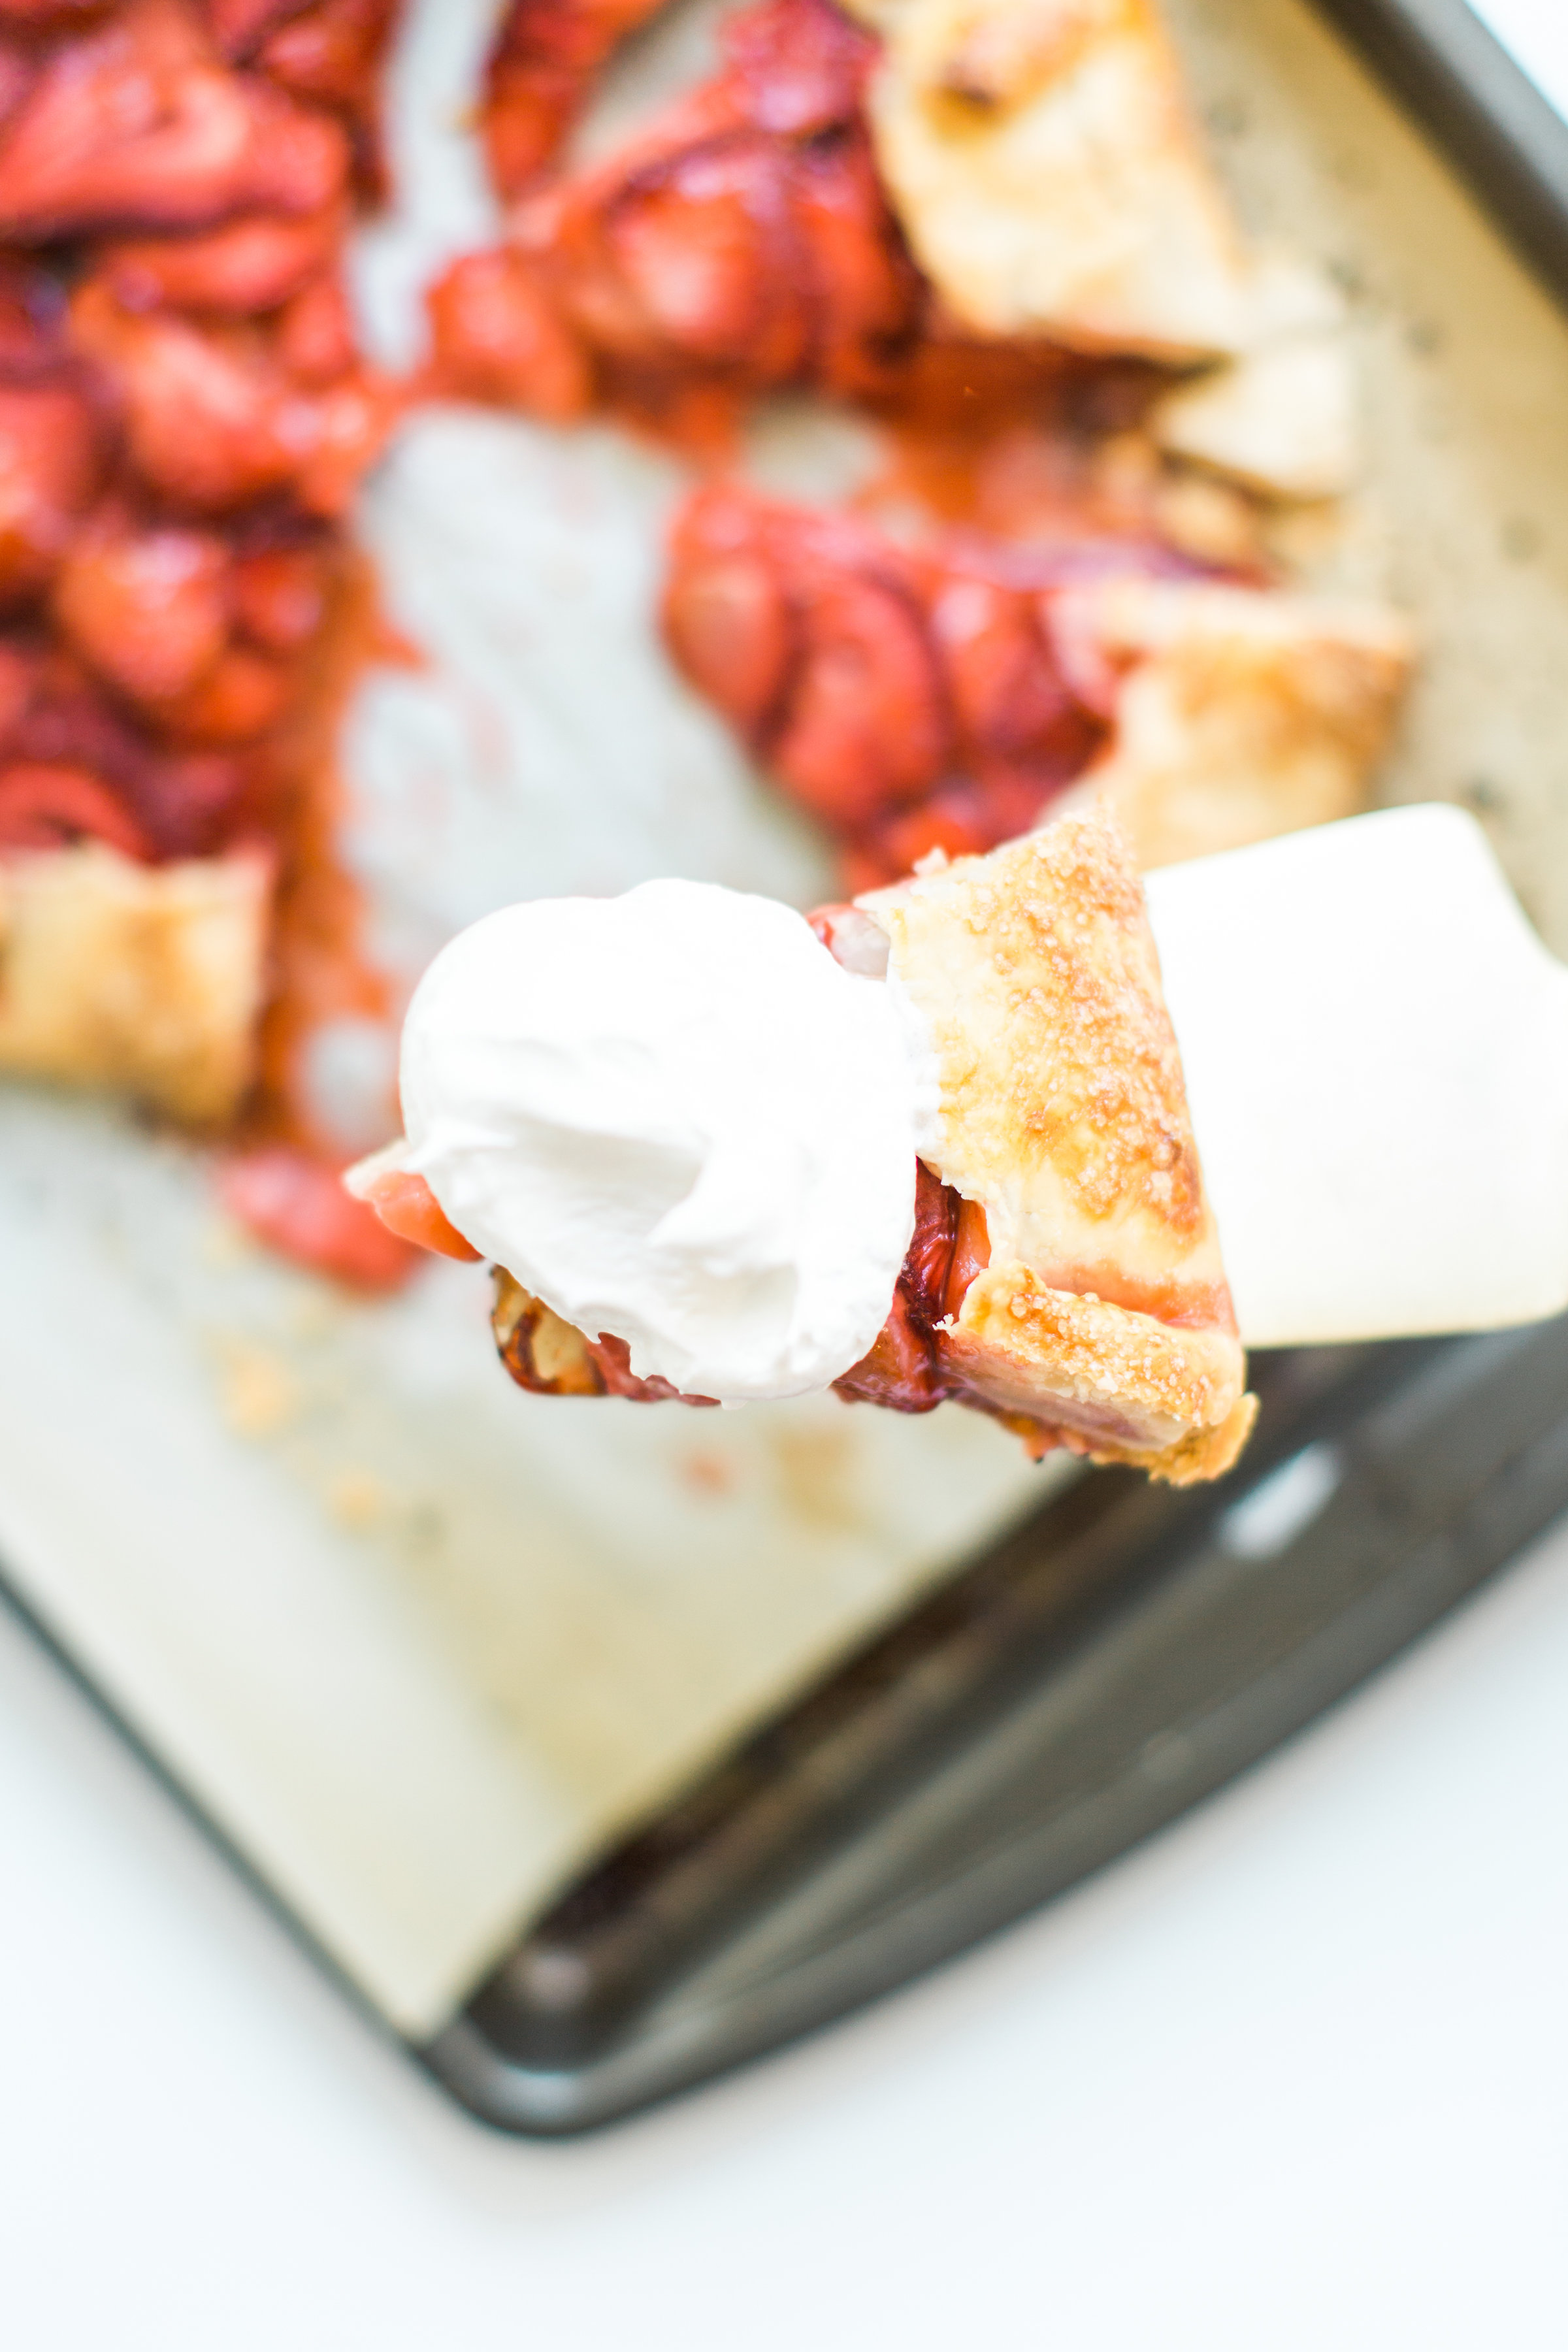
[425,1321,1568,2131]
[1311,1,1568,310]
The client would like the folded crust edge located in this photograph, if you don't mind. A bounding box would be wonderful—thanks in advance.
[944,1260,1254,1484]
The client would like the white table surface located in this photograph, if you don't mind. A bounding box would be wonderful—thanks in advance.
[1472,0,1568,115]
[8,7,1568,2345]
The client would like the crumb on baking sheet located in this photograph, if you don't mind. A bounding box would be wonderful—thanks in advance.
[771,1424,864,1532]
[212,1335,301,1441]
[327,1467,387,1529]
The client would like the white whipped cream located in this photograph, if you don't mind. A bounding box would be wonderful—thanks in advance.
[397,879,919,1402]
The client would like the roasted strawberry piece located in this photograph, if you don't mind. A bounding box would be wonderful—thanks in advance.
[7,653,250,855]
[197,0,399,193]
[289,367,400,513]
[74,289,297,506]
[862,772,1039,884]
[220,1143,422,1290]
[345,1158,480,1261]
[433,0,919,424]
[0,634,29,730]
[250,0,400,193]
[56,549,301,747]
[666,489,948,830]
[932,574,1078,764]
[250,0,388,108]
[0,757,150,857]
[834,1158,958,1411]
[791,124,922,400]
[0,253,68,376]
[830,1286,950,1413]
[70,280,397,515]
[0,36,33,146]
[54,516,231,707]
[424,244,591,420]
[0,380,102,606]
[274,269,355,379]
[0,4,112,21]
[473,0,879,216]
[662,522,790,733]
[159,643,289,739]
[203,0,306,57]
[0,0,350,241]
[594,138,811,374]
[480,0,667,197]
[97,203,344,315]
[720,0,872,131]
[229,538,325,648]
[663,483,1124,885]
[52,512,296,745]
[944,1194,990,1320]
[771,571,945,825]
[664,482,947,825]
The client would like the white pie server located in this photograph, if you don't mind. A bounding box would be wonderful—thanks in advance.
[1145,802,1568,1349]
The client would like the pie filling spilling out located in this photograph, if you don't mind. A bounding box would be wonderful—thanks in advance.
[0,0,1411,1425]
[466,802,1256,1483]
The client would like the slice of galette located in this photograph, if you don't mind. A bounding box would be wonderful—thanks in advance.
[826,803,1255,1477]
[862,0,1251,362]
[359,804,1255,1485]
[1053,575,1417,872]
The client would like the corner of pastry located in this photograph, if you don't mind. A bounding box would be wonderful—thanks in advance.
[0,843,272,1126]
[868,0,1252,363]
[941,1273,1257,1482]
[1052,576,1418,870]
[1152,253,1363,505]
[855,802,1255,1482]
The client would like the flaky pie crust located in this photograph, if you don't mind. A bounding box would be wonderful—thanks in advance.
[0,843,272,1125]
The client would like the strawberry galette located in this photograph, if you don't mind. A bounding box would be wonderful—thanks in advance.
[823,802,1255,1475]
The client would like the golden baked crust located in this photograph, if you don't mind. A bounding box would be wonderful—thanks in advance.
[0,843,271,1124]
[945,1267,1256,1483]
[868,0,1250,361]
[861,804,1251,1480]
[864,809,1230,1304]
[1152,255,1361,504]
[1057,577,1416,870]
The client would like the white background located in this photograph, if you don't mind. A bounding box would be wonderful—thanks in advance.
[1472,1,1568,117]
[7,7,1568,2346]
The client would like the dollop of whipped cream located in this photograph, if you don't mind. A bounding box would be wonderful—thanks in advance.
[397,879,919,1403]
